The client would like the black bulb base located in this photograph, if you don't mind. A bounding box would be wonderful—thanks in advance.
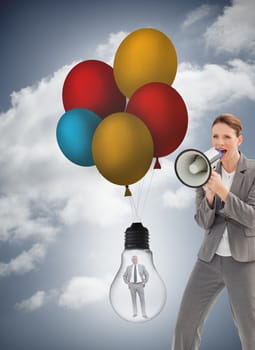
[124,222,150,250]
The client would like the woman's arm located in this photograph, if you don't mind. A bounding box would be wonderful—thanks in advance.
[219,183,255,229]
[207,171,255,229]
[194,187,217,229]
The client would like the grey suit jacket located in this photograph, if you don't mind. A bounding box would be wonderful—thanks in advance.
[195,152,255,262]
[123,264,149,284]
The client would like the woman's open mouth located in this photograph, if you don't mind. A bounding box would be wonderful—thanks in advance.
[220,149,227,156]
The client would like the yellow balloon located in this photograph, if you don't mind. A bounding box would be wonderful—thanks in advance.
[92,112,154,187]
[113,28,177,98]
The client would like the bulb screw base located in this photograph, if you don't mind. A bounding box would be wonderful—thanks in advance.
[124,222,150,250]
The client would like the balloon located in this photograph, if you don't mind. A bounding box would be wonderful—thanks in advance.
[62,60,126,118]
[56,108,101,166]
[113,28,177,98]
[126,82,188,164]
[92,112,154,190]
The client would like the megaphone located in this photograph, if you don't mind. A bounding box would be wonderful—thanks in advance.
[174,148,222,188]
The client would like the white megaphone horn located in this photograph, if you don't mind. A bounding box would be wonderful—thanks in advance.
[174,148,223,188]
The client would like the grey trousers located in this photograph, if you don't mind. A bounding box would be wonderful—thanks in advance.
[172,255,255,350]
[129,283,146,316]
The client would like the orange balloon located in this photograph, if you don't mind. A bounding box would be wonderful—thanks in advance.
[92,112,154,188]
[113,28,177,98]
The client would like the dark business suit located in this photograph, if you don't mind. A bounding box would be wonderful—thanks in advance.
[172,153,255,350]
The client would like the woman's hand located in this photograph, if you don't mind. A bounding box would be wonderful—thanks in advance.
[203,185,215,208]
[206,171,229,202]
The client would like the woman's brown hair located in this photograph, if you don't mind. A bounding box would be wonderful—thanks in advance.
[212,113,242,137]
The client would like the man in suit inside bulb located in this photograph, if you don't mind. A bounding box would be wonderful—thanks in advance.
[123,255,149,318]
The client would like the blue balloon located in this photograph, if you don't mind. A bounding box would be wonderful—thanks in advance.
[56,108,101,166]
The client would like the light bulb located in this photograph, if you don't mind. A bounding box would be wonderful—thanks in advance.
[110,222,167,322]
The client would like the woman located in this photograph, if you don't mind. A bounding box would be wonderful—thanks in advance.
[172,114,255,350]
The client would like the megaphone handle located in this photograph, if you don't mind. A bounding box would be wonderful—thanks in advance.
[211,159,220,170]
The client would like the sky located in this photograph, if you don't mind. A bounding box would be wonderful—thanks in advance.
[0,0,255,349]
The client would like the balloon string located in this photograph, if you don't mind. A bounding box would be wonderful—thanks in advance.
[129,195,140,222]
[139,168,155,219]
[136,176,146,217]
[127,165,156,222]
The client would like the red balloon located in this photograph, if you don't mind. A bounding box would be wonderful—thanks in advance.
[126,82,188,163]
[62,60,126,118]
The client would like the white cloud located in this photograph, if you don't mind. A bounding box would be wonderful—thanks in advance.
[0,194,59,243]
[95,31,129,65]
[0,65,71,276]
[205,0,255,55]
[182,4,212,29]
[141,160,176,192]
[59,179,130,228]
[0,243,46,277]
[174,59,255,125]
[0,53,130,276]
[15,291,47,312]
[15,289,57,312]
[58,276,108,309]
[15,276,108,312]
[163,186,195,209]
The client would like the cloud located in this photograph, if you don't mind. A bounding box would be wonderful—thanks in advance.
[0,243,46,277]
[15,291,47,312]
[204,0,255,55]
[163,186,195,209]
[0,194,59,243]
[182,4,212,29]
[15,276,108,312]
[0,64,71,276]
[58,276,108,309]
[173,59,255,126]
[0,49,130,276]
[15,289,57,312]
[95,31,129,65]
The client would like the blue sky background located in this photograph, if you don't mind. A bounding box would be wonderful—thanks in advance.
[0,0,254,349]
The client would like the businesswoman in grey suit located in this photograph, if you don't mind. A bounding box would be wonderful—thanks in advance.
[172,114,255,350]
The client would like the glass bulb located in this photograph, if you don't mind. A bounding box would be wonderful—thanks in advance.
[110,222,167,322]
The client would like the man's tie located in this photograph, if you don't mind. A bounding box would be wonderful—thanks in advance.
[134,264,137,283]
